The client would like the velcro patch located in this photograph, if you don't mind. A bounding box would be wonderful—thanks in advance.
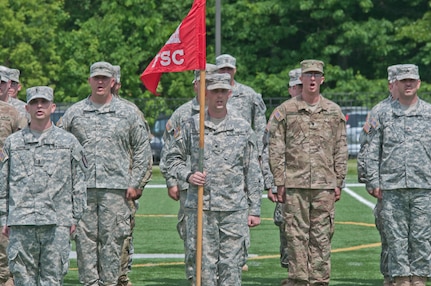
[165,119,173,133]
[174,126,181,139]
[273,110,283,121]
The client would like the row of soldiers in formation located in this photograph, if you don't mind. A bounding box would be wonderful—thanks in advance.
[0,55,423,286]
[159,56,348,286]
[160,57,431,286]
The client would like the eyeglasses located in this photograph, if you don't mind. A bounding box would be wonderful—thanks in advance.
[10,81,19,87]
[302,73,323,78]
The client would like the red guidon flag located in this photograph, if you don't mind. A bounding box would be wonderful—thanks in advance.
[140,0,206,95]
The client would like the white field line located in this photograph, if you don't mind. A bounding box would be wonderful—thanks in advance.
[343,184,376,210]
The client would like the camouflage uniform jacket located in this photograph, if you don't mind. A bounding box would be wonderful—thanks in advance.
[268,95,348,189]
[58,96,150,189]
[357,94,393,185]
[227,81,267,156]
[165,110,263,216]
[0,101,27,150]
[261,129,275,190]
[0,126,87,226]
[116,95,153,189]
[160,97,200,191]
[7,96,29,122]
[366,98,431,190]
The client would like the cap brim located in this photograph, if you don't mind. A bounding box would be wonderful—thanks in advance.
[289,79,302,87]
[397,75,420,81]
[302,68,324,74]
[207,84,232,90]
[1,76,9,82]
[27,95,52,104]
[217,64,235,69]
[90,72,113,78]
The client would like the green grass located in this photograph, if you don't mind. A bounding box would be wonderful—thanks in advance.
[63,160,412,286]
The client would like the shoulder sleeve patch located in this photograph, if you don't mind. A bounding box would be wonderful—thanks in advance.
[165,119,173,133]
[173,125,181,139]
[273,110,283,122]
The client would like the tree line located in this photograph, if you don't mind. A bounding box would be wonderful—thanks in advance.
[1,0,430,124]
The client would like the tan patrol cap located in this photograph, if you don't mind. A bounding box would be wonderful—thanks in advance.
[300,59,324,74]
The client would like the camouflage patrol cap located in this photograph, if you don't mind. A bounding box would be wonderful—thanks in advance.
[193,63,218,83]
[216,54,236,69]
[26,86,54,103]
[300,59,324,74]
[113,65,121,83]
[206,73,232,90]
[395,64,420,81]
[9,69,20,83]
[387,64,401,83]
[288,68,302,87]
[90,61,115,78]
[0,65,10,82]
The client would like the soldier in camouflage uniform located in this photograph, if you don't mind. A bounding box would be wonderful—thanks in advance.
[268,60,348,286]
[366,64,431,286]
[0,86,87,286]
[112,65,152,286]
[216,54,267,157]
[7,69,22,100]
[0,66,28,121]
[265,67,302,270]
[159,63,217,281]
[165,73,263,286]
[357,64,400,286]
[216,54,266,272]
[0,69,27,286]
[59,62,151,286]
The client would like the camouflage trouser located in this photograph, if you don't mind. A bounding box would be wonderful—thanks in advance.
[0,233,12,284]
[374,198,390,279]
[186,209,248,286]
[176,189,194,279]
[119,200,137,282]
[75,189,131,286]
[8,225,70,286]
[273,202,288,268]
[382,189,431,278]
[283,189,335,285]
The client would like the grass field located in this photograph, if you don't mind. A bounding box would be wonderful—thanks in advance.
[63,159,398,286]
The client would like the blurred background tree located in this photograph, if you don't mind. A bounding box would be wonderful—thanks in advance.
[1,0,431,123]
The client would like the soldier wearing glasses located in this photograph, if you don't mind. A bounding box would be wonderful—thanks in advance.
[268,60,348,286]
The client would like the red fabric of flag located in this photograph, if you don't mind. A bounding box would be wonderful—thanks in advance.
[140,0,206,95]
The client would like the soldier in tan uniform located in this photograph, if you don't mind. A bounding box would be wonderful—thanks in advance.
[266,67,302,269]
[268,60,348,286]
[0,67,28,121]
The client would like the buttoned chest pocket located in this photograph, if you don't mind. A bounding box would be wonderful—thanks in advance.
[42,147,71,181]
[220,132,247,166]
[70,115,92,143]
[382,121,404,146]
[9,148,33,181]
[97,113,129,140]
[313,117,337,143]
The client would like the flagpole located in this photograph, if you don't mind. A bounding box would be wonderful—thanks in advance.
[195,70,206,286]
